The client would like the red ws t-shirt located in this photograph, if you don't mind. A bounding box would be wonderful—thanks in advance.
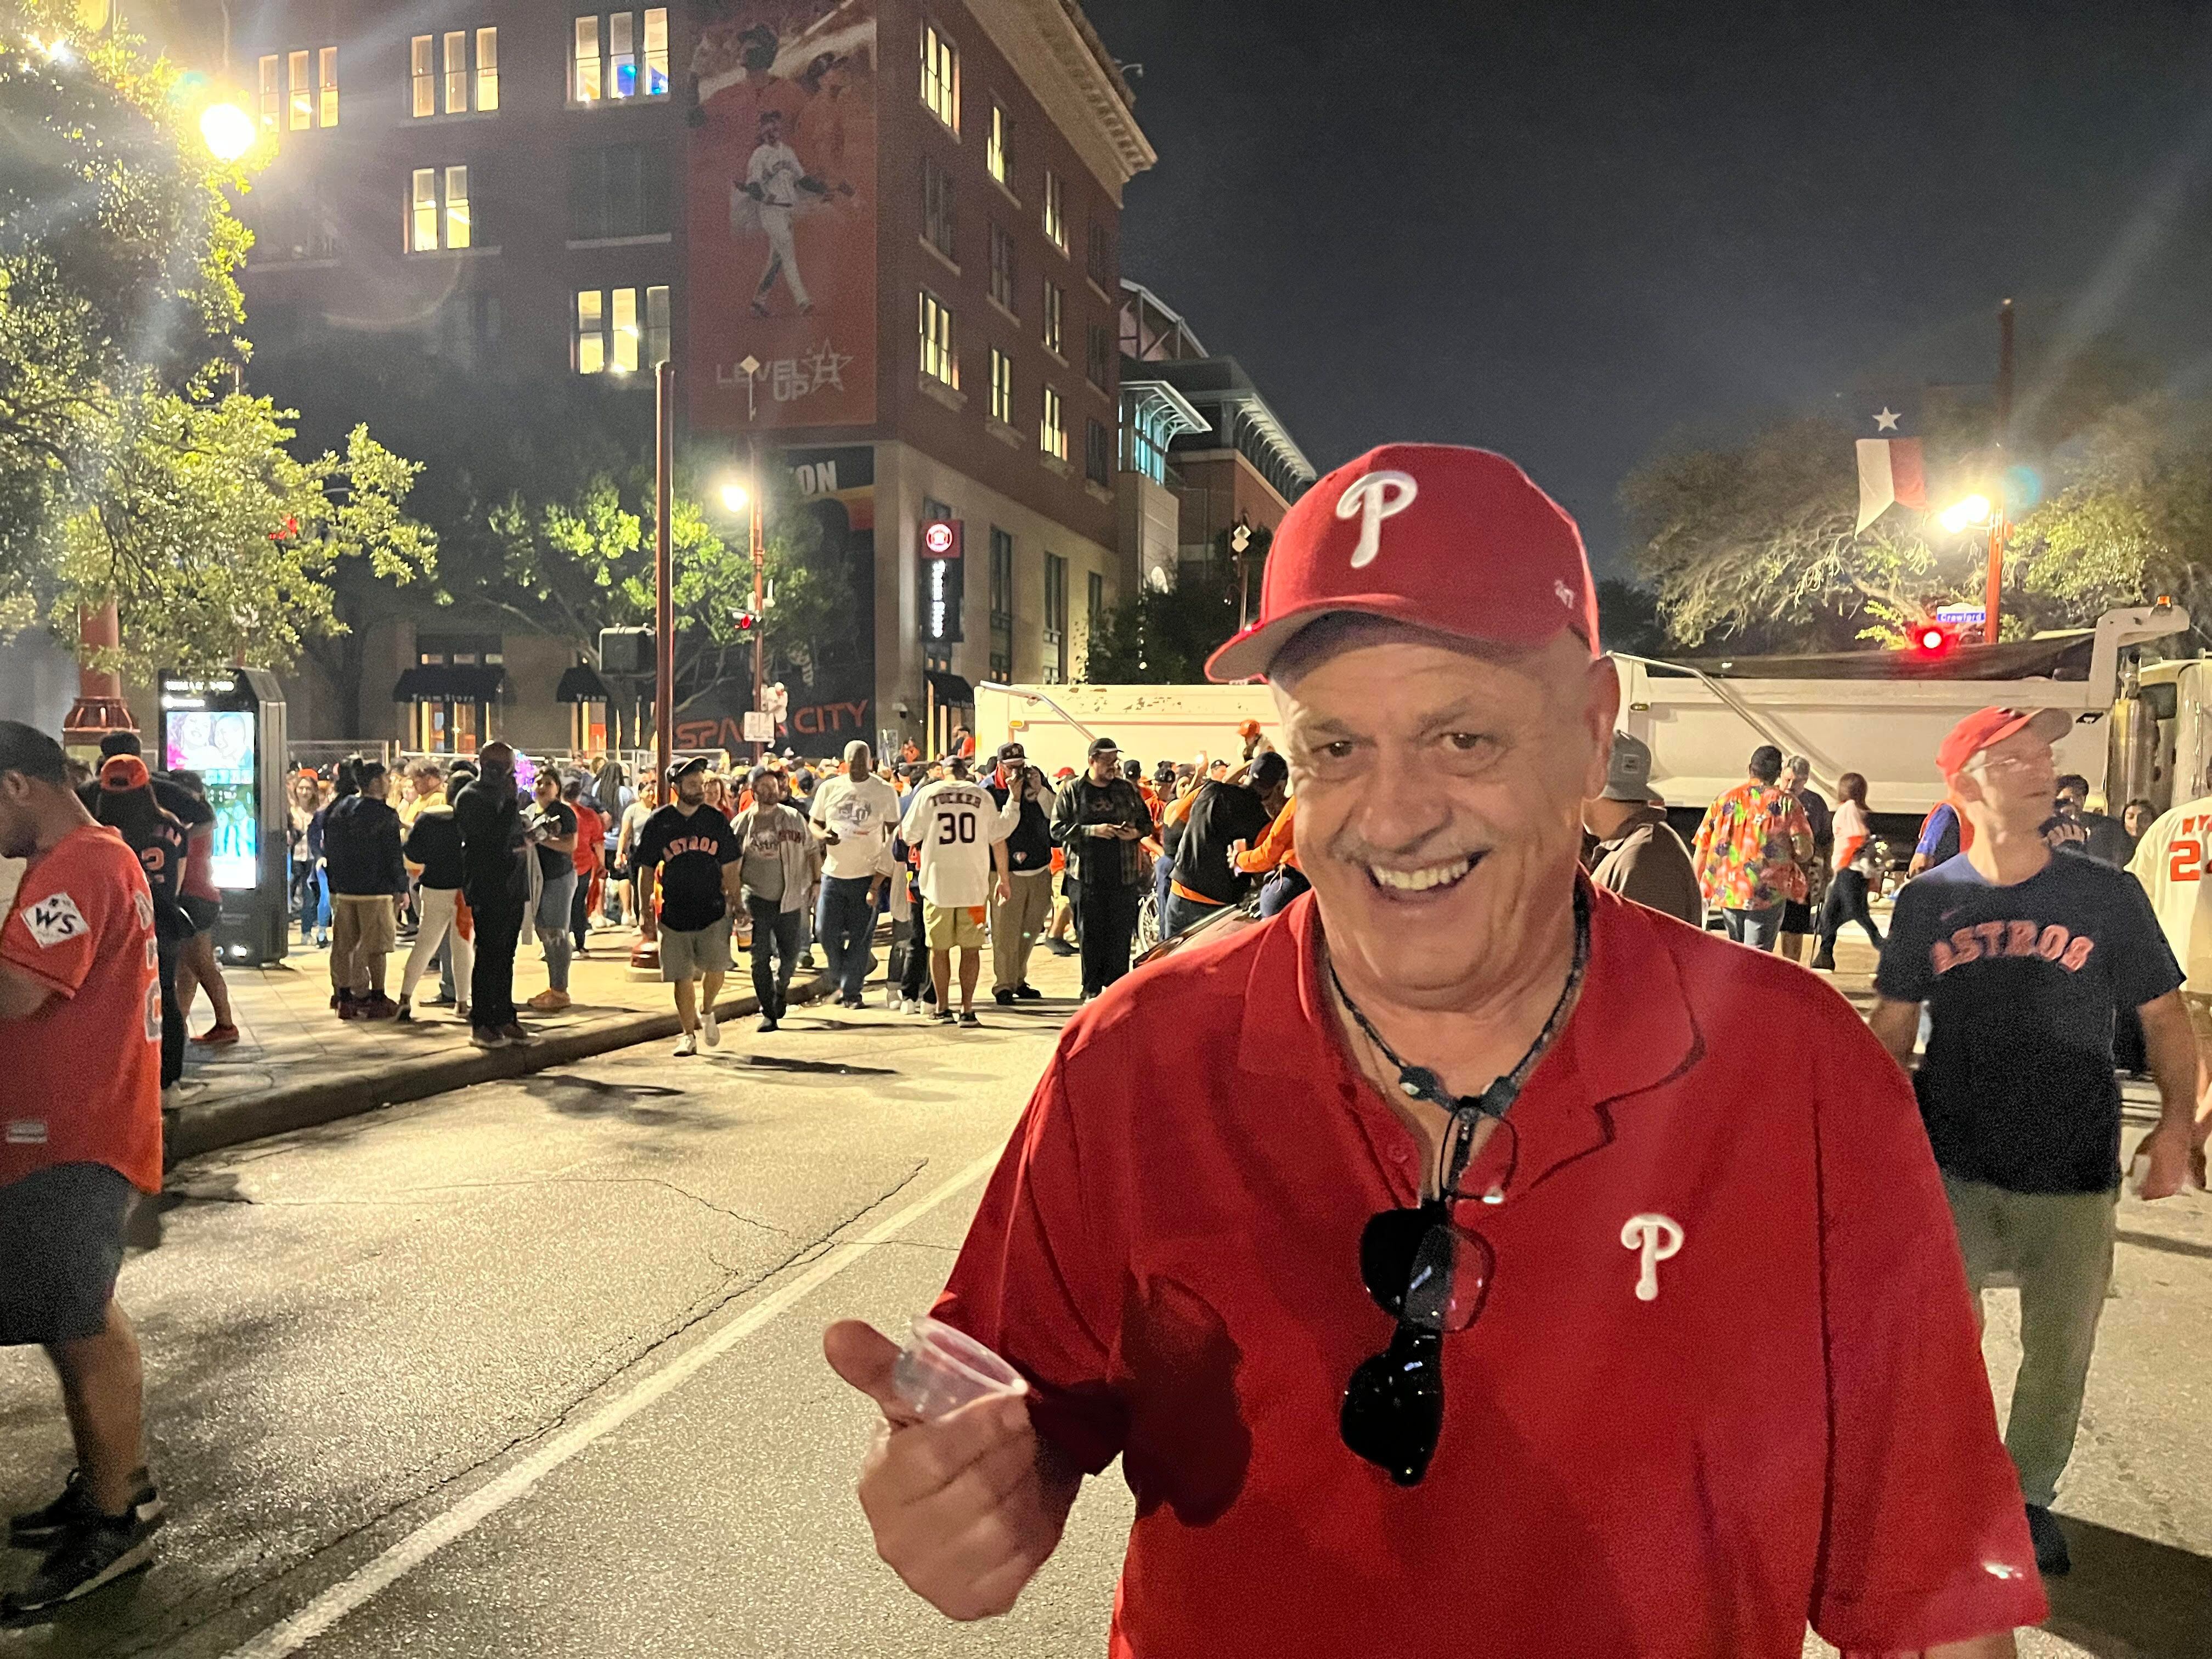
[1,823,163,1193]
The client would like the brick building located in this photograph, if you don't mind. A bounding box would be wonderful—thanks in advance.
[210,0,1151,755]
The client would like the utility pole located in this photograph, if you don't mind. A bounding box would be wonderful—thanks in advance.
[1984,298,2015,646]
[749,437,766,763]
[653,360,675,788]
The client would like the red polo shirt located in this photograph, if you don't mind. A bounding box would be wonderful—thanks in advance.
[936,882,2045,1657]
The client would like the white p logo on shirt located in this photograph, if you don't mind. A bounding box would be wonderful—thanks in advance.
[1336,470,1418,569]
[1620,1213,1684,1302]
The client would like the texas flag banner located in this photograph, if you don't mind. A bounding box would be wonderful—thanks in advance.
[1854,393,1926,532]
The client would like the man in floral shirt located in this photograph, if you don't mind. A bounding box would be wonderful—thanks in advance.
[1693,743,1813,950]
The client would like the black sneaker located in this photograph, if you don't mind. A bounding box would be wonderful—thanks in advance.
[930,1008,955,1024]
[757,1016,778,1033]
[2,1508,163,1620]
[2024,1504,2070,1575]
[9,1469,162,1550]
[1043,938,1076,957]
[1808,953,1837,972]
[994,988,1017,1005]
[1014,983,1043,1000]
[957,1011,981,1028]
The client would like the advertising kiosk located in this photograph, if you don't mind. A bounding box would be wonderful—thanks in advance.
[157,669,290,966]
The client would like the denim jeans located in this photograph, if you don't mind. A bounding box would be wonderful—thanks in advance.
[535,868,576,992]
[748,896,804,1018]
[816,876,877,1001]
[1722,903,1786,951]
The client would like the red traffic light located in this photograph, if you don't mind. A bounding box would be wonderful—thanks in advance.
[1910,623,1956,657]
[732,611,759,634]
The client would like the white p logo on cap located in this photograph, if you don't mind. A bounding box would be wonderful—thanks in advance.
[1336,470,1418,570]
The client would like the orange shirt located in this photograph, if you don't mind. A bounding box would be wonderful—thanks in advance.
[1,823,162,1192]
[1234,797,1299,874]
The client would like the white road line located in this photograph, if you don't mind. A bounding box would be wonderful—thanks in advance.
[223,1151,1001,1659]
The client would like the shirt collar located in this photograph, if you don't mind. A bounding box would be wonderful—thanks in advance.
[1238,878,1701,1192]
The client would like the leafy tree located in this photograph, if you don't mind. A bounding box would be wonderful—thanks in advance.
[54,398,435,679]
[486,465,839,717]
[1084,569,1242,682]
[1,8,434,686]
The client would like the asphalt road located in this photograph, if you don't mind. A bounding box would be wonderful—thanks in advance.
[2,984,2209,1658]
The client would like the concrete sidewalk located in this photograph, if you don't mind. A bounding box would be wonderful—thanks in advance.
[164,915,844,1160]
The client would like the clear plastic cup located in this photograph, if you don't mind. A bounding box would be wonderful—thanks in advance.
[891,1314,1028,1421]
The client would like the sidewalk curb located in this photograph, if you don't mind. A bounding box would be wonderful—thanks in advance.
[166,973,834,1164]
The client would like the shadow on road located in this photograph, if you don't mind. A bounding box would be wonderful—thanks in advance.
[2113,1227,2212,1263]
[2044,1514,2212,1657]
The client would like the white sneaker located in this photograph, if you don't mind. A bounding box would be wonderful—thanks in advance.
[701,1009,721,1048]
[900,998,922,1015]
[674,1031,698,1057]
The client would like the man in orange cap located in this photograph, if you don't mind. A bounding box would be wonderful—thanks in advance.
[826,446,2044,1655]
[1869,706,2204,1575]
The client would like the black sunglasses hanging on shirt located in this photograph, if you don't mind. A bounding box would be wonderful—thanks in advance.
[1329,887,1589,1486]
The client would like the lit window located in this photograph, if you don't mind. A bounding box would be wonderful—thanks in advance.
[574,16,601,101]
[919,291,958,388]
[575,12,666,103]
[1040,385,1065,461]
[410,168,439,252]
[442,32,466,113]
[411,36,434,117]
[610,10,635,96]
[987,102,1010,187]
[1042,169,1065,252]
[445,166,471,248]
[1041,283,1063,357]
[476,28,499,110]
[920,22,958,132]
[259,54,279,127]
[318,47,338,127]
[579,286,670,375]
[644,10,668,96]
[990,348,1013,425]
[576,290,606,374]
[289,50,310,130]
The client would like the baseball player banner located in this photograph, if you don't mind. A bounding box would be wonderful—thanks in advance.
[687,0,877,431]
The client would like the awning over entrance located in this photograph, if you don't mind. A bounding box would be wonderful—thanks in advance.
[393,665,507,702]
[924,669,974,707]
[555,664,612,703]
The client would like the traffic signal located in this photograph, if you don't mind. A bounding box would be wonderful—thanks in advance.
[732,610,760,636]
[1910,623,1956,658]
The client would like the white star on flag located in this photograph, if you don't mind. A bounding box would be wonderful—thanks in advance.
[1873,408,1901,432]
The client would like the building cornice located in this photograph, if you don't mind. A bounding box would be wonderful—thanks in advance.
[968,0,1155,201]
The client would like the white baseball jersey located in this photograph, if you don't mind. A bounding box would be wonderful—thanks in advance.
[2128,792,2212,991]
[899,778,1018,909]
[747,141,806,207]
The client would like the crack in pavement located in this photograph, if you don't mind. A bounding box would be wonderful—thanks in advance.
[94,1157,936,1659]
[161,1176,786,1235]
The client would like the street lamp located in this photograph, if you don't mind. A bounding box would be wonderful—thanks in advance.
[719,480,749,514]
[199,101,256,161]
[1937,494,1990,535]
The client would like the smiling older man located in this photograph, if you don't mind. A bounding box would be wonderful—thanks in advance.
[825,445,2045,1656]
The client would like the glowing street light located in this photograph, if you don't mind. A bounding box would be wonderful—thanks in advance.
[1938,494,1991,535]
[199,101,256,161]
[718,481,749,514]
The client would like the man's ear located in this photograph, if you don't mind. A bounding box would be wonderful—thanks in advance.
[1582,656,1623,800]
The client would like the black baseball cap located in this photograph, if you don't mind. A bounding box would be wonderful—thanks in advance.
[668,755,710,782]
[996,741,1027,761]
[1087,736,1120,758]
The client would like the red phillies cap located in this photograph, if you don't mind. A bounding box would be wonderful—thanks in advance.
[1204,443,1597,683]
[1936,707,2073,780]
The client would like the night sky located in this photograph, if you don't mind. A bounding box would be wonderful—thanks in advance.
[1091,0,2212,569]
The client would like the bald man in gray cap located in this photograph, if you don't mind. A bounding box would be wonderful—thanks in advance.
[1582,732,1701,926]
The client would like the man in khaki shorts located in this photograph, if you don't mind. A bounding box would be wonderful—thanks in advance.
[631,757,744,1057]
[896,755,1015,1027]
[2126,781,2212,1186]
